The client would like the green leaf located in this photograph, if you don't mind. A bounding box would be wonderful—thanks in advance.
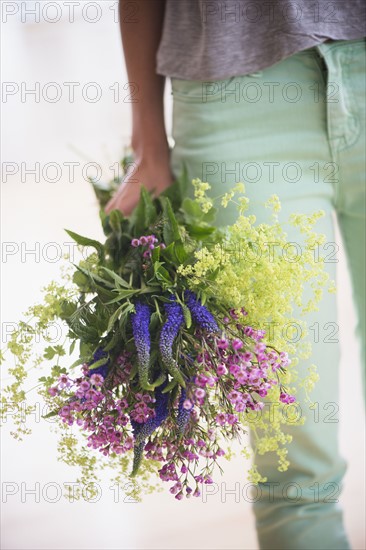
[151,294,176,303]
[103,329,121,352]
[51,365,67,376]
[93,283,117,302]
[159,196,182,245]
[99,267,131,288]
[181,197,203,219]
[72,270,91,292]
[151,245,161,262]
[69,356,89,369]
[65,229,105,262]
[153,262,172,284]
[69,340,76,355]
[186,224,216,238]
[160,242,176,263]
[202,206,218,224]
[130,185,157,235]
[141,186,157,226]
[108,209,126,235]
[60,300,77,319]
[80,342,94,358]
[88,357,109,370]
[74,265,114,289]
[161,377,179,394]
[43,345,65,360]
[42,410,59,419]
[173,241,188,263]
[105,289,139,304]
[159,163,189,210]
[181,303,192,329]
[199,291,207,306]
[106,304,125,333]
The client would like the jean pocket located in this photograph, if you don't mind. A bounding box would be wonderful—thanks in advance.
[171,76,242,104]
[171,73,265,104]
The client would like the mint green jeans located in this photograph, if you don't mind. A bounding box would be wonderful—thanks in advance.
[170,38,365,549]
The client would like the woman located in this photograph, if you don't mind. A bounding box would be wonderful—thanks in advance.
[106,1,366,548]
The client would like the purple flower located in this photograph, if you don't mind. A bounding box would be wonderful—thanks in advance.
[131,301,153,390]
[183,290,219,333]
[159,296,185,386]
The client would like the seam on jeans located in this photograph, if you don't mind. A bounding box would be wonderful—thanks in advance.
[332,44,362,213]
[337,45,361,151]
[311,49,340,208]
[314,47,341,209]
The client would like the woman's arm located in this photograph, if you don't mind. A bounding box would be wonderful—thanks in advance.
[106,0,173,215]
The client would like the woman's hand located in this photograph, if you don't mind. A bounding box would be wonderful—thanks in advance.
[105,153,174,216]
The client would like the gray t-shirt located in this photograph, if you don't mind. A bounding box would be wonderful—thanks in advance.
[156,0,366,80]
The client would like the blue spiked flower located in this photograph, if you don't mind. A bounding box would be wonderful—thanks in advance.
[159,296,185,386]
[131,301,153,390]
[184,290,219,332]
[177,387,193,434]
[131,380,170,475]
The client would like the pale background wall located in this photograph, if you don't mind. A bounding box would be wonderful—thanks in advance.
[1,2,365,549]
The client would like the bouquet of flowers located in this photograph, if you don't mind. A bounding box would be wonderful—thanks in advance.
[1,158,331,500]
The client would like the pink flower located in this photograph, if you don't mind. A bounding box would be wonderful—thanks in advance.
[229,363,240,375]
[195,374,209,387]
[48,386,58,396]
[118,398,128,409]
[229,308,239,319]
[58,374,70,389]
[232,338,243,350]
[226,413,238,425]
[194,388,206,400]
[280,393,296,404]
[215,413,226,426]
[217,338,229,349]
[216,363,228,376]
[254,342,266,353]
[228,390,241,403]
[80,380,90,392]
[90,373,104,386]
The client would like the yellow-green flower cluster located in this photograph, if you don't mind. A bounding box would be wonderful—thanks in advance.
[179,179,334,478]
[192,178,213,213]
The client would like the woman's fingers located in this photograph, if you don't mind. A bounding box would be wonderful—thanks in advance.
[104,158,174,216]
